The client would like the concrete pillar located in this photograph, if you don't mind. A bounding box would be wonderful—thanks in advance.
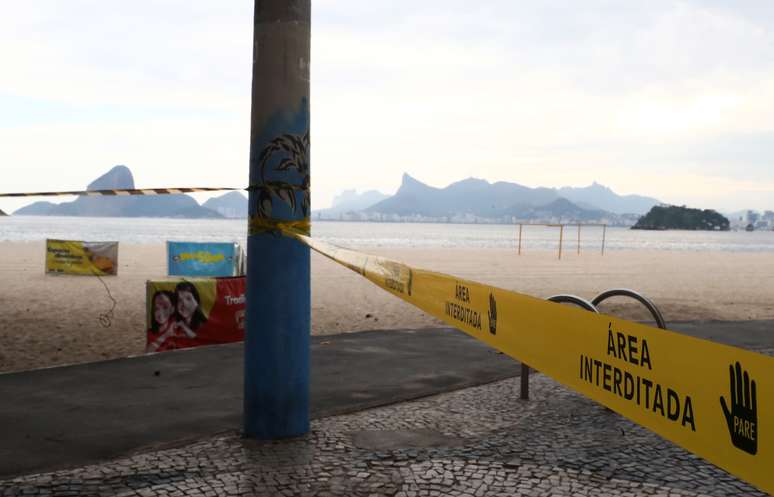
[244,0,311,439]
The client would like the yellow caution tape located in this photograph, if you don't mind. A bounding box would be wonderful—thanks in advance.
[291,232,774,495]
[248,216,311,236]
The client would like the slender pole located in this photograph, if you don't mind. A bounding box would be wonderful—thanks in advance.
[520,363,530,400]
[518,223,523,255]
[577,224,581,255]
[558,225,564,260]
[244,0,311,439]
[601,224,607,256]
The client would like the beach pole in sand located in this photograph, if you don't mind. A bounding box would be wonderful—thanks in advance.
[517,224,523,255]
[601,224,607,256]
[577,224,581,255]
[558,224,564,260]
[244,0,311,439]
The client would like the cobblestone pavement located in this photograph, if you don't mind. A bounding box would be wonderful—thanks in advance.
[1,373,768,497]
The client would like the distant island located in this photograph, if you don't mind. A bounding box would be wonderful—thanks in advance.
[632,205,730,231]
[13,165,247,219]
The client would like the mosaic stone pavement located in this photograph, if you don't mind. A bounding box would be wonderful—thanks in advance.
[1,373,768,497]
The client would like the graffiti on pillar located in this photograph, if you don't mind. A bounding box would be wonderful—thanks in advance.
[254,129,310,220]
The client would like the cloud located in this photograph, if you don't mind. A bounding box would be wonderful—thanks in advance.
[311,1,774,209]
[2,1,774,213]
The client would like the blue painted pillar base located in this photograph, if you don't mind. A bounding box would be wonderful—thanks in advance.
[243,234,310,438]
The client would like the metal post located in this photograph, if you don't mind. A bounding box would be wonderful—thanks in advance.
[577,224,581,255]
[518,224,523,255]
[244,0,311,439]
[601,224,607,256]
[558,225,564,260]
[520,363,530,400]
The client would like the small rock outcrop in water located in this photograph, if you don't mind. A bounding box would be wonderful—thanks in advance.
[632,205,730,231]
[0,208,6,216]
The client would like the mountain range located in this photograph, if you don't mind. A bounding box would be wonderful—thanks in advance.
[557,182,661,215]
[316,174,660,225]
[14,166,239,219]
[313,189,390,218]
[11,166,661,224]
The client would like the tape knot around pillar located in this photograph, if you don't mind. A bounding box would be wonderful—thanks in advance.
[248,216,311,237]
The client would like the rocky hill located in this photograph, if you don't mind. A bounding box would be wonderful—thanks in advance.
[202,191,248,218]
[632,205,730,231]
[501,197,612,222]
[313,189,389,219]
[558,182,659,215]
[14,166,223,219]
[366,174,559,219]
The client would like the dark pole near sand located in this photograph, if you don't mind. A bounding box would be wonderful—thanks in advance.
[244,0,311,439]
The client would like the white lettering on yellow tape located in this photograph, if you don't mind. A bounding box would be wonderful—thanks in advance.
[297,234,774,495]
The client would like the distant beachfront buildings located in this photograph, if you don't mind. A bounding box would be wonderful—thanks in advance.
[312,209,631,227]
[729,210,774,231]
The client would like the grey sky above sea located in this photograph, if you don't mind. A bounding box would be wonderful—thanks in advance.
[2,1,774,213]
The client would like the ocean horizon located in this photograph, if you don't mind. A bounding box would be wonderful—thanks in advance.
[1,216,774,252]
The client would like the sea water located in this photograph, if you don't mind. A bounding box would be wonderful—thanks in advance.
[1,216,774,252]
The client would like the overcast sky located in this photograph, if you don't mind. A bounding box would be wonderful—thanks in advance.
[2,1,774,213]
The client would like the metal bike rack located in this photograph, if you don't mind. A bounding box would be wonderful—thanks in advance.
[591,288,667,330]
[519,289,665,401]
[546,294,599,312]
[520,295,599,400]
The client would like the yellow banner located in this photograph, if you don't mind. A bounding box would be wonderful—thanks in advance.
[297,234,773,495]
[45,239,119,276]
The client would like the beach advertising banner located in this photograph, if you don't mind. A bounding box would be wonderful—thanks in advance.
[295,233,774,495]
[45,239,119,276]
[145,277,245,353]
[167,242,243,277]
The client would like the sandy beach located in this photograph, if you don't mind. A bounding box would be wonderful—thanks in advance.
[1,240,773,373]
